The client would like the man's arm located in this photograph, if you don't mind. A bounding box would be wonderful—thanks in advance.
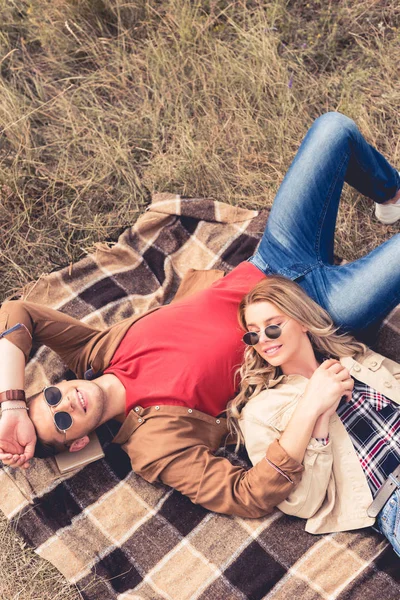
[161,440,304,517]
[0,337,24,390]
[0,300,101,373]
[154,398,337,517]
[127,436,304,518]
[0,338,36,468]
[0,300,101,467]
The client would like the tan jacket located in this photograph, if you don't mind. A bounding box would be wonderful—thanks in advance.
[0,268,303,518]
[240,351,400,533]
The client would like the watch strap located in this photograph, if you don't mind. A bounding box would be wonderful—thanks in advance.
[0,389,26,404]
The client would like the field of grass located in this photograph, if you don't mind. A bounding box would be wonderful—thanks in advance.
[0,0,399,598]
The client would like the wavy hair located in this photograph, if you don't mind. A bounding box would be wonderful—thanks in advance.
[228,275,367,449]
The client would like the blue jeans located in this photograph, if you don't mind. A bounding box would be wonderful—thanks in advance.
[250,112,400,335]
[376,485,400,557]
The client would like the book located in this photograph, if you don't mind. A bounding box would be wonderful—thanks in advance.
[55,431,105,474]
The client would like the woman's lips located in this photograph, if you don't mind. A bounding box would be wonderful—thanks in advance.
[262,344,282,357]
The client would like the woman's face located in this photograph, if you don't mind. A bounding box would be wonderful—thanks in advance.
[244,301,309,368]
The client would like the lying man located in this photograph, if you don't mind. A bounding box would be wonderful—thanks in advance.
[1,112,399,518]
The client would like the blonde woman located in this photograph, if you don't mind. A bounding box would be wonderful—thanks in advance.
[229,276,400,555]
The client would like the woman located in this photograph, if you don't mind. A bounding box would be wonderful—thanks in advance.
[228,276,400,554]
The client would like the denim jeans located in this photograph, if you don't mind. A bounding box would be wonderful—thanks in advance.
[250,112,400,335]
[376,484,400,557]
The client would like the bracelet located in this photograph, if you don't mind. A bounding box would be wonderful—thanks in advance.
[1,406,29,412]
[0,390,26,404]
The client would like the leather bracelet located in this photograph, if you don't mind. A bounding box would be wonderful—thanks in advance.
[0,390,26,404]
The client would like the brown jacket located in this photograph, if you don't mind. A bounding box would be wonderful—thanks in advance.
[0,269,303,518]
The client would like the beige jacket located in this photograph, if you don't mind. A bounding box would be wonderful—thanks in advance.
[240,350,400,534]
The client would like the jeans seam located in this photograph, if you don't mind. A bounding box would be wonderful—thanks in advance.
[314,151,349,261]
[395,491,400,534]
[350,132,400,203]
[359,294,400,330]
[321,247,400,330]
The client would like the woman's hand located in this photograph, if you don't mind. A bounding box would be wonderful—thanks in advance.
[0,408,37,469]
[302,359,353,418]
[280,360,353,461]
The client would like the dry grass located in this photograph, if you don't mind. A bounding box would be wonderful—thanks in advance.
[0,0,399,597]
[1,0,399,300]
[0,513,82,599]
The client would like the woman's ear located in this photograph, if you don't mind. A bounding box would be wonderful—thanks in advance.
[68,436,90,453]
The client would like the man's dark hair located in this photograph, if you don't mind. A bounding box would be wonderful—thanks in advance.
[28,390,60,459]
[33,439,58,458]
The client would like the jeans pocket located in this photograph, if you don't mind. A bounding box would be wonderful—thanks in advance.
[378,490,400,557]
[379,498,396,534]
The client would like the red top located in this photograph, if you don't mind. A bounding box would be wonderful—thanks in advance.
[104,262,265,417]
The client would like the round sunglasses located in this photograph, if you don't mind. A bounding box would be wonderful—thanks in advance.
[242,320,289,346]
[43,386,73,444]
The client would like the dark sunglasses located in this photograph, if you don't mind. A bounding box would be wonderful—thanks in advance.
[43,386,73,444]
[242,320,289,346]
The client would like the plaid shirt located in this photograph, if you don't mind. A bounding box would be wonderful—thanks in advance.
[336,378,400,497]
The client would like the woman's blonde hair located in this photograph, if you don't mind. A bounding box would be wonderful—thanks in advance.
[228,275,367,449]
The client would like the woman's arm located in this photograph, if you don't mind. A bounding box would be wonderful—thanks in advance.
[278,359,352,462]
[241,412,333,518]
[278,395,325,462]
[239,360,352,518]
[278,437,333,518]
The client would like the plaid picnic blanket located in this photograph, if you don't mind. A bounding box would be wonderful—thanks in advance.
[1,194,399,600]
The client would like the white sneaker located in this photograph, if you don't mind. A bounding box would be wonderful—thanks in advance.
[375,172,400,224]
[375,197,400,224]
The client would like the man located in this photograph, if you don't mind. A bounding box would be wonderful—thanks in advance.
[1,112,399,518]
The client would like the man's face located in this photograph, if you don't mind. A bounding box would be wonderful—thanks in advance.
[28,379,107,451]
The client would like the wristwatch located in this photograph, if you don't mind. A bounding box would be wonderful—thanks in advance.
[0,390,26,403]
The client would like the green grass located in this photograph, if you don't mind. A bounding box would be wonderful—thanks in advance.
[0,0,399,597]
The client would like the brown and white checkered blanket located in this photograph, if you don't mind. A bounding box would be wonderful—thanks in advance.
[1,194,400,600]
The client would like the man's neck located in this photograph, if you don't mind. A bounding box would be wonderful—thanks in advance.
[96,373,126,423]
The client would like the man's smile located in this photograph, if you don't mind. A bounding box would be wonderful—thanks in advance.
[77,389,87,413]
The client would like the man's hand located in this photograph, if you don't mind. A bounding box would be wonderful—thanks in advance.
[0,409,36,469]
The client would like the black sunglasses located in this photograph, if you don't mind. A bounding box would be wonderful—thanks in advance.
[242,320,289,346]
[43,386,73,444]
